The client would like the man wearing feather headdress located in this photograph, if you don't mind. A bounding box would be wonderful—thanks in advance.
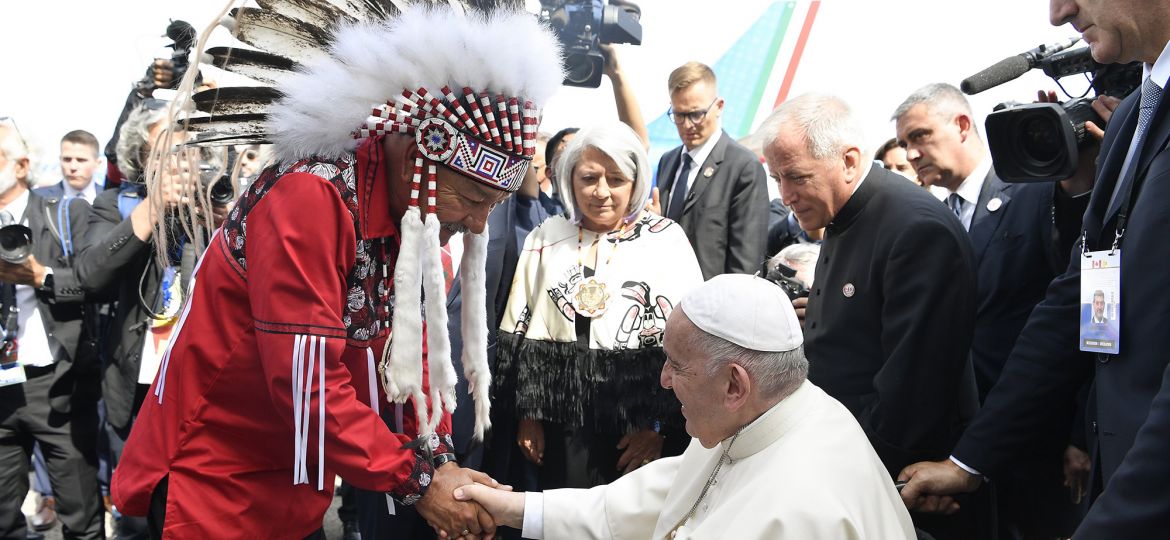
[109,2,563,539]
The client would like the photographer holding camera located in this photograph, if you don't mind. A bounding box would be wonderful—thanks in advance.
[74,100,227,539]
[0,119,103,539]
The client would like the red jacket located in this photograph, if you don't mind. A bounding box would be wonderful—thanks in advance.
[112,137,453,538]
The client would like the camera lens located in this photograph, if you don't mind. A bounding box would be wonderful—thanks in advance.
[1016,113,1063,167]
[565,53,598,85]
[0,225,32,264]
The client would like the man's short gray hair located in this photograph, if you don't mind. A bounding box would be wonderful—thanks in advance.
[891,83,975,128]
[556,122,652,224]
[116,100,170,181]
[685,313,809,399]
[757,93,867,160]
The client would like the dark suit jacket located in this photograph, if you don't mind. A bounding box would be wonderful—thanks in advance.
[74,188,190,431]
[953,84,1170,538]
[6,191,95,413]
[967,171,1089,535]
[804,166,978,478]
[656,131,768,279]
[967,173,1066,402]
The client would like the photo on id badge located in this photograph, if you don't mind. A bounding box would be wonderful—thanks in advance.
[1080,251,1120,354]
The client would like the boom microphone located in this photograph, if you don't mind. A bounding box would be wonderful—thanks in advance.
[960,38,1080,95]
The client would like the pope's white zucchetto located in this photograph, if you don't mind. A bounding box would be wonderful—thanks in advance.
[681,274,803,352]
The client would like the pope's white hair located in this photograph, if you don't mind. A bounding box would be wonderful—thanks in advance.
[268,6,564,162]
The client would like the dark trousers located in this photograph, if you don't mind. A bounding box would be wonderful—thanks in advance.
[0,365,103,540]
[106,409,148,540]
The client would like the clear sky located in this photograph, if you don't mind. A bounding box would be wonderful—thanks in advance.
[1,0,1084,181]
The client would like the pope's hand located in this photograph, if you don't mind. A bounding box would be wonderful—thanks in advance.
[897,459,983,514]
[416,462,499,539]
[454,483,526,531]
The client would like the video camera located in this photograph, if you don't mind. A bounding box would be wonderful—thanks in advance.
[138,20,198,96]
[962,41,1141,182]
[538,0,643,88]
[760,260,809,301]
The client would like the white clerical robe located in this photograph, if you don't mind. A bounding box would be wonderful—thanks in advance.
[530,381,915,539]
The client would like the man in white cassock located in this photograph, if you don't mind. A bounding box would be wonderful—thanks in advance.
[455,274,915,539]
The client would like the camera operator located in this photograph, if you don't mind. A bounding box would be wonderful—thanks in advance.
[896,1,1170,536]
[891,82,1103,538]
[73,100,226,539]
[0,119,103,539]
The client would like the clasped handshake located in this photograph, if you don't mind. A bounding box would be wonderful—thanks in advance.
[415,462,526,540]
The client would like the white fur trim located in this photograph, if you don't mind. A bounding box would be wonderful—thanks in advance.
[421,213,457,433]
[460,226,492,441]
[385,207,426,427]
[268,6,564,162]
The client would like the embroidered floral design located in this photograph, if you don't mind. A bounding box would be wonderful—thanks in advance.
[222,154,396,344]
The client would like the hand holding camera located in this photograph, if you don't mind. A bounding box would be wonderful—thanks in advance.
[0,253,47,289]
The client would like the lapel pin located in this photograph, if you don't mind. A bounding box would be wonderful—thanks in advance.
[842,283,856,298]
[703,166,715,178]
[987,197,1003,212]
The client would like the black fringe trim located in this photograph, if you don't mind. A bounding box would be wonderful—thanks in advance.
[493,332,682,434]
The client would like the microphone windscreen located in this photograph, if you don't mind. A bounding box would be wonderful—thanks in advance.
[960,55,1032,95]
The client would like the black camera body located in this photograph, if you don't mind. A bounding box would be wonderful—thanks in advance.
[539,0,643,88]
[762,260,809,301]
[986,48,1141,183]
[199,163,236,206]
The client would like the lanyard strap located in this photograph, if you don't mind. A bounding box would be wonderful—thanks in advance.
[1110,74,1170,249]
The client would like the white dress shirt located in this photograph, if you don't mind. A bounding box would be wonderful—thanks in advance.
[62,179,99,204]
[932,157,991,231]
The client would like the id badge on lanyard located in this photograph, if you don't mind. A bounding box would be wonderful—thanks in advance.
[1079,250,1121,354]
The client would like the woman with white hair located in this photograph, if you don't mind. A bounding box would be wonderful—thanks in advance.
[495,122,703,489]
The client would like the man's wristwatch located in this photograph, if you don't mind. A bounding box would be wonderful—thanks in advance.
[37,271,54,292]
